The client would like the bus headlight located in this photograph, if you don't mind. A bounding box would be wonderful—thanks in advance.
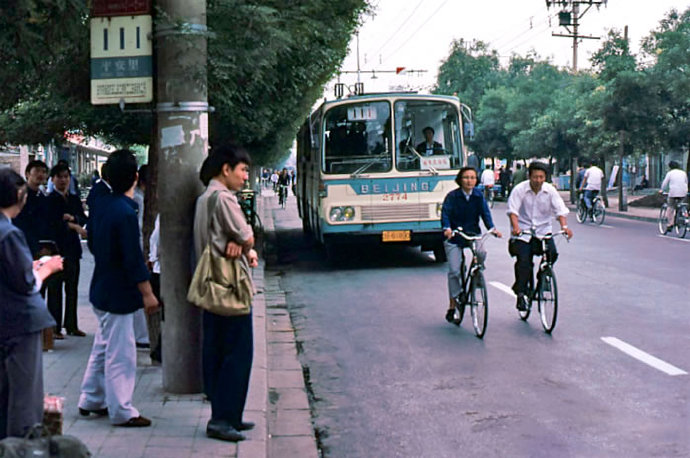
[329,207,343,222]
[328,206,356,222]
[436,203,442,217]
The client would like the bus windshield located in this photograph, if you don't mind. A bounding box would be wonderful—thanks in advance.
[394,100,462,171]
[323,101,392,175]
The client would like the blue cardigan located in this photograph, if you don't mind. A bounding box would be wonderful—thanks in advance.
[441,187,495,246]
[0,216,55,339]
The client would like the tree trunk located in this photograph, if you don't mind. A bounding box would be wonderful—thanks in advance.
[601,154,609,208]
[618,131,627,211]
[569,154,577,204]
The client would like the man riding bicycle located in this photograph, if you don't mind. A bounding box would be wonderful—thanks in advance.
[578,159,604,220]
[507,162,573,311]
[441,167,502,323]
[659,161,689,233]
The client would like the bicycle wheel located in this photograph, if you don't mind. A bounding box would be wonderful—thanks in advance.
[675,206,688,238]
[592,199,605,225]
[576,199,586,223]
[469,271,488,338]
[537,268,558,334]
[658,204,669,234]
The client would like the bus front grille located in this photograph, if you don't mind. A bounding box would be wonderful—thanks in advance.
[360,204,432,222]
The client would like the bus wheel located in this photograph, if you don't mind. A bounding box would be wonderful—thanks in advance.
[432,244,447,263]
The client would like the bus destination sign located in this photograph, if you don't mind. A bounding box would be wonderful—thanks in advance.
[91,0,151,17]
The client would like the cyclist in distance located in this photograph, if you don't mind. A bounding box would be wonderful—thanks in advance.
[277,168,290,205]
[441,167,502,323]
[659,160,689,233]
[578,159,604,220]
[507,162,573,312]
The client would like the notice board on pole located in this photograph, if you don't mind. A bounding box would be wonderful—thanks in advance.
[90,15,153,105]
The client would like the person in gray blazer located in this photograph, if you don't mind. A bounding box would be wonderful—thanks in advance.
[0,168,63,439]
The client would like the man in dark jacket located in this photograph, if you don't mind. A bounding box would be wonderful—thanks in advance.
[45,163,88,338]
[77,150,158,428]
[12,160,50,258]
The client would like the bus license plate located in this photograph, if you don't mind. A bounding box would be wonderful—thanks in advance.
[382,230,411,242]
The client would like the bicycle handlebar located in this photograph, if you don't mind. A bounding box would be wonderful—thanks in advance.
[512,229,568,241]
[450,227,498,242]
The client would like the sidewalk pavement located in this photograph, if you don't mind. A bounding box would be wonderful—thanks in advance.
[557,189,659,223]
[42,191,317,458]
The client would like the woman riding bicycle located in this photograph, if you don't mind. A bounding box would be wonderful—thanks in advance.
[441,167,502,324]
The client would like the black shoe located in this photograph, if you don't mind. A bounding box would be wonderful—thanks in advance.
[115,416,151,427]
[67,329,86,337]
[665,225,673,234]
[516,294,528,311]
[445,309,455,323]
[79,407,109,417]
[236,421,255,431]
[207,424,245,442]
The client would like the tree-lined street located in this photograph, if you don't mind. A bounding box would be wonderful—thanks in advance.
[270,198,689,457]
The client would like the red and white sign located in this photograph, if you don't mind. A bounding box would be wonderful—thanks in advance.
[91,0,151,17]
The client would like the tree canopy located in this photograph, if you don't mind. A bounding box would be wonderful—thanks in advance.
[0,0,369,166]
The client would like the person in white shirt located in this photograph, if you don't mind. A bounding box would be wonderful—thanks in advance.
[480,165,495,201]
[507,162,573,311]
[659,161,689,233]
[578,160,605,218]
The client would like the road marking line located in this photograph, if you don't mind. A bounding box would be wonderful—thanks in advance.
[601,337,687,376]
[656,235,690,243]
[599,224,614,229]
[489,281,516,298]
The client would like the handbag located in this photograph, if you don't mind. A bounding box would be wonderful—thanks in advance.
[187,191,253,316]
[0,424,91,458]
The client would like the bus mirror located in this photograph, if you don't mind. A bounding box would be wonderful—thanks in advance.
[464,122,475,140]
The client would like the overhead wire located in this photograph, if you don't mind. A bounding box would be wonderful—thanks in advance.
[364,0,427,64]
[377,0,453,67]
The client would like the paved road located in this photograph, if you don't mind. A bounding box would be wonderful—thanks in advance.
[269,197,690,458]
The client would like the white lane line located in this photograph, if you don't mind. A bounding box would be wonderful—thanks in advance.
[489,281,516,298]
[599,224,614,229]
[601,337,687,376]
[656,235,690,243]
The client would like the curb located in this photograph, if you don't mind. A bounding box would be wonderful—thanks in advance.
[256,192,320,458]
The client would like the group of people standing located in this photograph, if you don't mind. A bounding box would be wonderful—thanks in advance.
[1,145,258,442]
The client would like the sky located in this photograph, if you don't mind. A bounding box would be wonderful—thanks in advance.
[328,0,690,96]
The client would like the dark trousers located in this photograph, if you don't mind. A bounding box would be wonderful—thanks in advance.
[47,257,80,332]
[510,238,558,295]
[148,273,162,362]
[0,332,44,439]
[202,310,253,429]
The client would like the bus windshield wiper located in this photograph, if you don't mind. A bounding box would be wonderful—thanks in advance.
[406,145,438,175]
[351,156,385,178]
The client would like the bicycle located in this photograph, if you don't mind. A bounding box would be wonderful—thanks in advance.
[278,185,289,209]
[576,191,605,225]
[657,193,689,238]
[513,228,568,334]
[447,227,498,339]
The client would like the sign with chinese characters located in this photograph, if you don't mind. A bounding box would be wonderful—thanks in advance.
[420,155,451,170]
[90,15,153,105]
[347,105,377,121]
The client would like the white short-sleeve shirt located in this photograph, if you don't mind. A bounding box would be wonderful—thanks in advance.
[507,180,569,241]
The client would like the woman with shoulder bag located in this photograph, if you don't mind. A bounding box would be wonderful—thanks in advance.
[191,145,258,442]
[0,168,63,439]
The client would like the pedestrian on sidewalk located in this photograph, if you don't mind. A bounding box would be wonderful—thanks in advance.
[78,150,159,428]
[1,168,63,439]
[132,165,151,350]
[12,160,50,259]
[194,145,259,442]
[45,162,88,339]
[146,213,162,364]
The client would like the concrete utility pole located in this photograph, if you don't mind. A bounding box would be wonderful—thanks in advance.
[546,0,607,203]
[546,0,606,72]
[156,0,208,393]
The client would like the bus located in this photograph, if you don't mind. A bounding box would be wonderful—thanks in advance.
[296,92,470,261]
